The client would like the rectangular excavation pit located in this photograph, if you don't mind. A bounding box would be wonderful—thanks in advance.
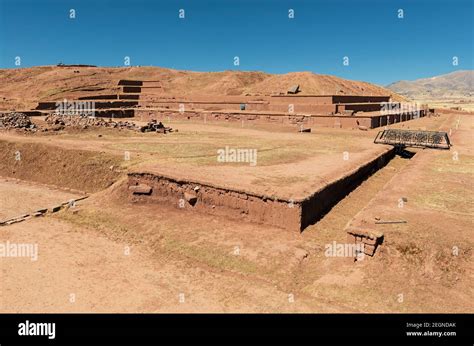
[127,173,302,231]
[300,148,395,229]
[126,148,395,232]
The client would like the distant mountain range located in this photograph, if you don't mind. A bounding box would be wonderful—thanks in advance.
[387,70,473,100]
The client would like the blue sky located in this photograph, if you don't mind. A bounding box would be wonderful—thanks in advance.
[0,0,472,85]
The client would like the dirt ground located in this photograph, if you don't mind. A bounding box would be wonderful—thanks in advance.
[417,98,474,112]
[0,118,393,199]
[0,112,472,313]
[0,178,80,220]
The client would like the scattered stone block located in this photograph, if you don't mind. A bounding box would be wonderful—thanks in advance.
[295,248,309,261]
[51,205,62,213]
[184,192,198,206]
[363,236,378,246]
[346,227,384,259]
[363,243,377,256]
[129,184,152,195]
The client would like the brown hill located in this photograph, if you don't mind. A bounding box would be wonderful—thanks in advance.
[0,66,404,110]
[247,71,395,96]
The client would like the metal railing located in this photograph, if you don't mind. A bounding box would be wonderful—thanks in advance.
[374,129,451,150]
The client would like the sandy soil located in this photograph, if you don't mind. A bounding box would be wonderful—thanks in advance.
[0,203,338,313]
[0,178,80,220]
[0,112,472,313]
[0,119,425,199]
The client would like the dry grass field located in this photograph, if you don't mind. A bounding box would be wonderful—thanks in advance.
[1,111,472,313]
